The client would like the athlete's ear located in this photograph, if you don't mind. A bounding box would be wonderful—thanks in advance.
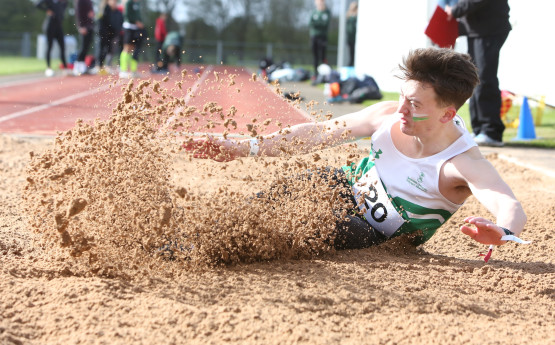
[439,106,457,123]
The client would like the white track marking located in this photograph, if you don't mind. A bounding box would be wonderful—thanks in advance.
[497,153,555,179]
[184,66,213,104]
[164,66,214,127]
[253,67,313,122]
[0,83,112,124]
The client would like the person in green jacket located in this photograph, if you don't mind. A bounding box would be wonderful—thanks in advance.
[119,0,145,78]
[309,0,330,78]
[346,2,357,67]
[154,31,182,73]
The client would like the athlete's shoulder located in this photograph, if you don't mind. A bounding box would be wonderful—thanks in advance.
[446,146,496,184]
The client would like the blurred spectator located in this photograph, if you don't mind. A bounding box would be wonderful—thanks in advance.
[437,0,459,9]
[36,0,68,77]
[74,0,95,75]
[346,1,357,67]
[309,0,330,79]
[119,0,145,78]
[446,0,511,146]
[154,13,168,70]
[154,31,182,73]
[97,0,123,75]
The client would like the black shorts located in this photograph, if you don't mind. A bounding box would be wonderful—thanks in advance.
[123,28,143,45]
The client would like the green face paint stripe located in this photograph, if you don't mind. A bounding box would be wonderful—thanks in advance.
[413,113,429,121]
[412,116,429,121]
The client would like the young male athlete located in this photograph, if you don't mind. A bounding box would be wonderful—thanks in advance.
[185,48,527,251]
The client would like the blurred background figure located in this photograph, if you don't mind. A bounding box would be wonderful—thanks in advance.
[96,0,123,75]
[446,0,511,147]
[309,0,330,79]
[36,0,68,77]
[119,0,145,78]
[154,13,168,71]
[74,0,95,76]
[155,31,182,74]
[346,1,357,67]
[437,0,459,9]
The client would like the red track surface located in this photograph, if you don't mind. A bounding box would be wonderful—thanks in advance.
[0,65,310,136]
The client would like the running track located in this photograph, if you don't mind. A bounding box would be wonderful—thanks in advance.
[0,65,311,136]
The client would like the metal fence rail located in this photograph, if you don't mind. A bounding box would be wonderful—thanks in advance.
[0,32,32,57]
[1,31,338,69]
[181,40,337,67]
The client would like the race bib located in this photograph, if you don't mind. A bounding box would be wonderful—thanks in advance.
[352,166,405,237]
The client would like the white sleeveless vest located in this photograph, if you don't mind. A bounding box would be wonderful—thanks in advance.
[343,114,476,244]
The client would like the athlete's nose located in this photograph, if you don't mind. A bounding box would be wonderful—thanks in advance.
[397,101,410,116]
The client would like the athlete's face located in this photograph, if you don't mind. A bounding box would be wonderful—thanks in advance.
[397,80,445,136]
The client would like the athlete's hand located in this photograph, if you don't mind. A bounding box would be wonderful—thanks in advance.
[183,137,236,162]
[460,216,506,245]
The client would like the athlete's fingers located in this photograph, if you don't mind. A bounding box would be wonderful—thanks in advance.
[461,225,477,238]
[464,216,489,225]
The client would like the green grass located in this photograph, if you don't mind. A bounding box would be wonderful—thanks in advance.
[363,92,555,149]
[0,56,55,75]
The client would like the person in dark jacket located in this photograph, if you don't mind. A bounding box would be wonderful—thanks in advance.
[97,0,123,74]
[74,0,95,75]
[446,0,511,147]
[309,0,330,79]
[346,1,357,67]
[36,0,68,77]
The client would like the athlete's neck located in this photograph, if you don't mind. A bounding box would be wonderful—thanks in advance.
[413,122,461,157]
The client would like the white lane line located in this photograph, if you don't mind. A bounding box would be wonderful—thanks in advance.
[497,154,555,179]
[165,66,213,126]
[0,76,46,89]
[247,66,313,122]
[0,83,111,124]
[184,65,213,104]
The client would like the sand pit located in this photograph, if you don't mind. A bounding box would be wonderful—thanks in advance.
[1,77,554,344]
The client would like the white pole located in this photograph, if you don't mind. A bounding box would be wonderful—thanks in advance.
[336,0,348,68]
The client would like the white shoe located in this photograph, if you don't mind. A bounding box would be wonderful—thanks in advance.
[80,62,89,74]
[73,61,88,76]
[45,68,54,77]
[73,62,82,76]
[474,133,504,147]
[119,71,130,79]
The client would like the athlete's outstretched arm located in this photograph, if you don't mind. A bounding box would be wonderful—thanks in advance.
[184,101,398,162]
[454,150,527,245]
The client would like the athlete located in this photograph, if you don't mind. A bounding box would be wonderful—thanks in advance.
[184,48,528,251]
[119,0,145,78]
